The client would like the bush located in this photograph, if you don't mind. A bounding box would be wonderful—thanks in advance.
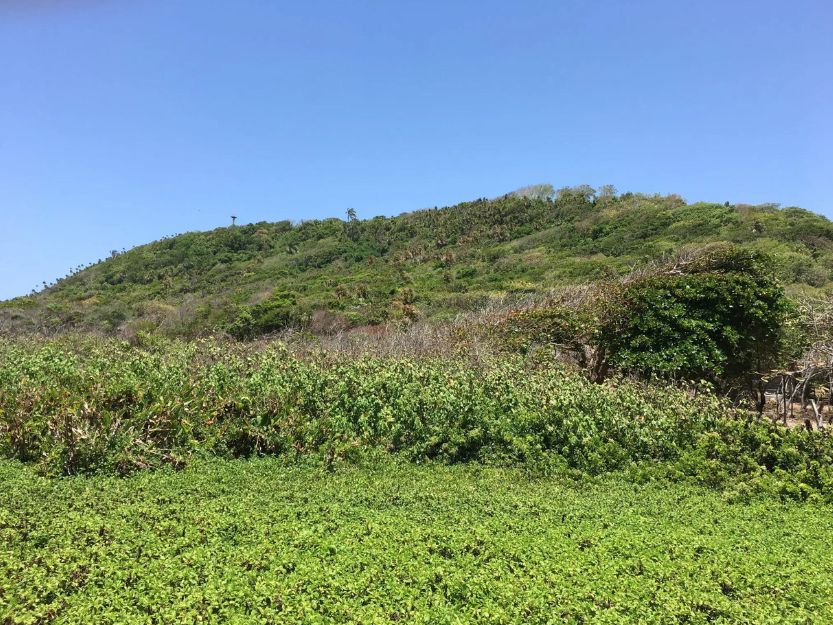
[0,336,720,476]
[503,247,795,392]
[1,335,832,502]
[228,292,308,339]
[603,248,792,388]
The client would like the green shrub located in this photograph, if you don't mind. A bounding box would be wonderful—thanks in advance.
[228,292,308,339]
[1,335,831,502]
[603,248,793,390]
[0,336,718,475]
[503,247,797,393]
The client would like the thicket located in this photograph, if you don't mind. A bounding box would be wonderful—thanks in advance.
[501,247,799,404]
[227,292,309,339]
[1,336,832,501]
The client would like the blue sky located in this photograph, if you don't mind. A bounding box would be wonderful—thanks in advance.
[1,0,831,299]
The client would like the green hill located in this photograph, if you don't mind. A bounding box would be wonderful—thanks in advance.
[3,185,832,336]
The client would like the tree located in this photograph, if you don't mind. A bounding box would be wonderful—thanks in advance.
[556,184,596,202]
[507,183,555,201]
[600,247,792,395]
[344,208,360,242]
[503,247,794,396]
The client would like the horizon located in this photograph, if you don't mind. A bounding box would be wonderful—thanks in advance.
[2,0,831,299]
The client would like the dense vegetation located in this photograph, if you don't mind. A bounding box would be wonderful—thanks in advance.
[3,185,833,337]
[3,459,832,624]
[501,247,798,400]
[4,188,833,622]
[2,335,832,503]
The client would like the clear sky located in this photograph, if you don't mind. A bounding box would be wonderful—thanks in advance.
[1,0,831,299]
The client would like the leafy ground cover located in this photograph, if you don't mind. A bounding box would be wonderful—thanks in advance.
[2,458,832,624]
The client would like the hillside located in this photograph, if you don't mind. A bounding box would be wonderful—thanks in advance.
[3,186,832,337]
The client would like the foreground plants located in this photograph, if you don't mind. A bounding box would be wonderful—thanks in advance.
[2,459,832,624]
[1,336,832,501]
[0,336,720,474]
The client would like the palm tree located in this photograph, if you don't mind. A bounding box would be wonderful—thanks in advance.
[344,208,359,241]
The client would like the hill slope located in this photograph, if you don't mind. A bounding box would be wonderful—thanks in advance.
[3,186,832,336]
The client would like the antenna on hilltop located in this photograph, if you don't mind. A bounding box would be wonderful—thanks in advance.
[230,215,237,226]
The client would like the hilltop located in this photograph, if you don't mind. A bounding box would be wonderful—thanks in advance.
[2,185,832,337]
